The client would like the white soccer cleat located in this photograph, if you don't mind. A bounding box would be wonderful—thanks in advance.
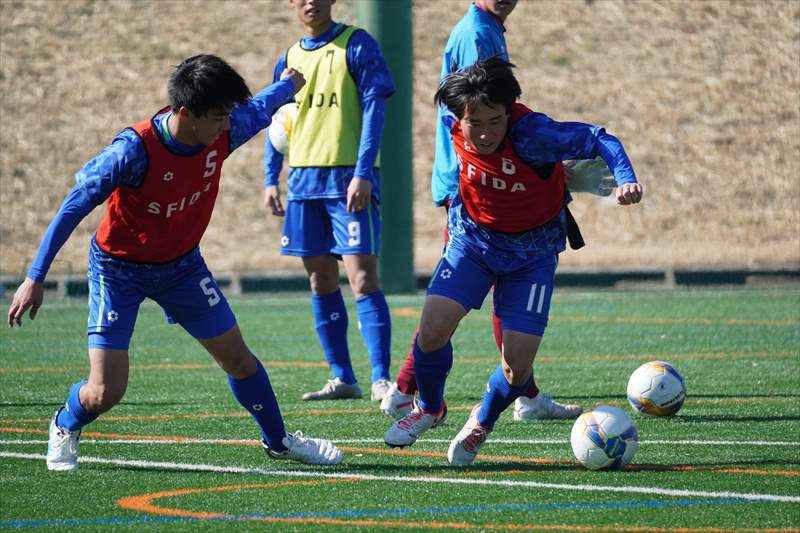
[370,378,392,402]
[513,393,583,421]
[302,378,362,401]
[384,404,447,448]
[46,409,80,471]
[447,404,491,466]
[379,382,415,420]
[263,431,343,465]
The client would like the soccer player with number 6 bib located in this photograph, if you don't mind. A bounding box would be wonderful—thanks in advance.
[384,57,643,465]
[6,54,344,470]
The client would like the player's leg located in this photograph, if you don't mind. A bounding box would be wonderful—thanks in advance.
[157,253,342,465]
[504,257,581,421]
[333,198,392,401]
[302,254,361,399]
[382,205,449,418]
[383,294,464,447]
[48,250,141,471]
[448,331,540,466]
[281,199,359,400]
[385,241,494,448]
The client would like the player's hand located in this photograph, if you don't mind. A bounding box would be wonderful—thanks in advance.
[346,177,371,213]
[7,277,44,328]
[264,185,285,217]
[564,157,615,197]
[616,182,644,205]
[280,68,306,94]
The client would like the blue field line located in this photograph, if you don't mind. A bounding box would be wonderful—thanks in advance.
[0,498,755,528]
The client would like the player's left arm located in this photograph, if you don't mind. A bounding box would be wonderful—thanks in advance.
[228,70,303,153]
[512,112,643,205]
[346,30,396,212]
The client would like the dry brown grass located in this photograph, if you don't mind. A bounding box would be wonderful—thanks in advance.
[1,0,798,278]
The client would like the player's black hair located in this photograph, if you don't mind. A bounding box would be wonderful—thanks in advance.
[168,54,251,116]
[434,56,521,119]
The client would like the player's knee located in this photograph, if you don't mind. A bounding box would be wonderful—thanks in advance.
[417,322,450,352]
[224,352,258,379]
[308,272,340,294]
[347,267,379,296]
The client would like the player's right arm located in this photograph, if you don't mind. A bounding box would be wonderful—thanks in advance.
[7,131,147,328]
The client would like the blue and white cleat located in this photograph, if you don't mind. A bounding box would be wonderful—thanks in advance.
[46,408,80,471]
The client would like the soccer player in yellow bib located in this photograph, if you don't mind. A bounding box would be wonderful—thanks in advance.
[263,0,396,402]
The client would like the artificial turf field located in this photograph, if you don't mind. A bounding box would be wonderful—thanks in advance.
[1,287,798,532]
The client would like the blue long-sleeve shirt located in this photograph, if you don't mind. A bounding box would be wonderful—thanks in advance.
[432,4,509,206]
[263,22,395,201]
[444,108,638,256]
[27,79,296,282]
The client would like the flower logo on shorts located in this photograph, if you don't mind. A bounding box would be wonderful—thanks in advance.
[252,404,263,411]
[163,171,174,182]
[330,312,340,321]
[107,310,119,323]
[280,235,289,247]
[440,268,453,280]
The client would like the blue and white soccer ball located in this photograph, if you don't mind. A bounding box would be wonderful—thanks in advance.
[627,361,687,417]
[267,103,297,155]
[570,405,639,470]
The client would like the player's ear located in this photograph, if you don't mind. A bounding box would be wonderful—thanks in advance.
[175,106,192,121]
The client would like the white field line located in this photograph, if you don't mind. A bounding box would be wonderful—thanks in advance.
[2,438,799,446]
[2,451,798,504]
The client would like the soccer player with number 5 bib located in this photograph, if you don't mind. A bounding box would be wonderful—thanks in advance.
[6,54,343,470]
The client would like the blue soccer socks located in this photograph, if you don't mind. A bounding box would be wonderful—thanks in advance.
[356,291,391,382]
[412,338,453,414]
[478,365,532,431]
[311,290,356,384]
[227,357,287,452]
[55,381,99,431]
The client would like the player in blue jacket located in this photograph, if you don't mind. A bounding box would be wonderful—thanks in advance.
[384,57,643,465]
[263,0,396,403]
[7,54,343,470]
[382,0,589,423]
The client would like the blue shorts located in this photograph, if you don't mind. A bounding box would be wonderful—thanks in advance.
[426,239,557,336]
[86,238,236,350]
[280,198,381,257]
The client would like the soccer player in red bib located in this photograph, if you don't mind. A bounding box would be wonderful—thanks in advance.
[384,57,643,465]
[7,54,343,470]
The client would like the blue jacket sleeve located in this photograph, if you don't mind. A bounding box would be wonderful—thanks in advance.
[348,29,394,180]
[511,112,638,185]
[353,96,385,180]
[264,55,289,187]
[27,131,148,282]
[229,77,295,153]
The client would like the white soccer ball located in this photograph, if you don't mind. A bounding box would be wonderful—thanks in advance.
[627,361,687,417]
[570,405,638,470]
[267,103,297,155]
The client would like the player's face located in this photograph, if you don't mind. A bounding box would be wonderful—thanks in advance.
[459,101,509,155]
[188,107,232,146]
[290,0,335,32]
[476,0,518,23]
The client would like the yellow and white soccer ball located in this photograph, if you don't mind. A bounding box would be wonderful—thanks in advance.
[267,103,297,155]
[627,361,687,417]
[570,405,639,470]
